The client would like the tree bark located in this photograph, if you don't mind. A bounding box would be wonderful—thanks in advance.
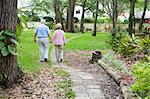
[53,0,62,23]
[139,0,148,32]
[0,0,22,88]
[80,0,86,33]
[53,0,64,30]
[112,0,118,37]
[128,0,136,37]
[66,0,76,33]
[92,0,99,36]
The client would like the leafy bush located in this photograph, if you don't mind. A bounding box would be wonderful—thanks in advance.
[74,17,79,23]
[45,22,54,29]
[111,31,150,57]
[132,61,150,98]
[84,18,94,23]
[117,34,140,57]
[116,18,121,24]
[97,17,111,23]
[123,19,129,24]
[74,25,80,32]
[110,31,126,52]
[30,15,40,22]
[0,30,17,56]
[101,51,129,74]
[43,16,54,22]
[138,38,150,54]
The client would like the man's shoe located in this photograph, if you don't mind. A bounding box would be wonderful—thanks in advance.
[44,58,48,62]
[40,60,44,64]
[60,59,63,62]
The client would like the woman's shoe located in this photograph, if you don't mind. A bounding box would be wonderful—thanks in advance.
[44,58,48,62]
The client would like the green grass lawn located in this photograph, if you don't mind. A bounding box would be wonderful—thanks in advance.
[17,29,78,73]
[18,29,53,73]
[65,32,80,39]
[17,30,110,73]
[65,32,111,50]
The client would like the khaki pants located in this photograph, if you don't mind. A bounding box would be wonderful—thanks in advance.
[38,38,49,61]
[55,45,64,62]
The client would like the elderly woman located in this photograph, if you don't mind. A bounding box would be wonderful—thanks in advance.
[53,23,66,63]
[34,19,51,63]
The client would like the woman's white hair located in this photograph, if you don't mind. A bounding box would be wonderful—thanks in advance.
[40,19,46,23]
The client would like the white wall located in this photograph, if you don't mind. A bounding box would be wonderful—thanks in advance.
[74,5,93,20]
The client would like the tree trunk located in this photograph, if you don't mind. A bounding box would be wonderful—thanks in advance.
[80,0,86,33]
[53,0,64,30]
[128,0,136,37]
[66,0,76,33]
[112,0,118,37]
[0,0,22,88]
[92,0,99,36]
[139,0,148,32]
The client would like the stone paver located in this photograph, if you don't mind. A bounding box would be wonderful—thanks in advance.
[75,97,90,99]
[51,44,104,99]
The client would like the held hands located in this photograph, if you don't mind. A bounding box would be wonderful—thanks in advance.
[50,40,52,43]
[34,39,36,43]
[50,39,53,43]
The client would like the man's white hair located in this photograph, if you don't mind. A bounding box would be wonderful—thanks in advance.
[40,19,46,23]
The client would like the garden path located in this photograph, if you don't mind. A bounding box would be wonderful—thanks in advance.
[51,48,105,99]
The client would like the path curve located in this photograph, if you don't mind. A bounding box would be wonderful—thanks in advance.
[50,36,104,99]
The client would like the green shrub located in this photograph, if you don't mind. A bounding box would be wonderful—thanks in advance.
[102,51,129,74]
[84,18,94,23]
[45,22,54,29]
[118,34,140,57]
[123,19,129,24]
[138,38,150,54]
[43,16,54,22]
[74,17,79,23]
[97,17,111,23]
[132,61,150,98]
[117,18,121,24]
[30,15,40,22]
[97,18,105,23]
[110,31,127,52]
[117,35,150,57]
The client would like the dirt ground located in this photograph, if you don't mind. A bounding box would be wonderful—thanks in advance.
[64,50,124,99]
[0,65,62,99]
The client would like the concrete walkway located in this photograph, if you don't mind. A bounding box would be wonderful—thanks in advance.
[51,48,104,99]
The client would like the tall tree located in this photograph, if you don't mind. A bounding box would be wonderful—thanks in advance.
[53,0,61,23]
[112,0,118,37]
[53,0,64,29]
[80,0,87,33]
[101,0,128,21]
[139,0,148,32]
[76,0,97,33]
[66,0,76,32]
[0,0,22,88]
[128,0,136,36]
[92,0,99,36]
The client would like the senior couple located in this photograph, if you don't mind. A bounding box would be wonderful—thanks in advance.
[34,19,65,63]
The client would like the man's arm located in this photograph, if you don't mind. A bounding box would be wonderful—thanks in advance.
[48,33,52,43]
[34,33,37,43]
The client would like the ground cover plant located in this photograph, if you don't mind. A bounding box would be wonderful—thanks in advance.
[55,68,75,99]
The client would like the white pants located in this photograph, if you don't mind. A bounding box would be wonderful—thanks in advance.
[55,45,64,62]
[38,38,49,61]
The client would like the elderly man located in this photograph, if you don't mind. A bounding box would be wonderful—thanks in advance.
[34,19,51,63]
